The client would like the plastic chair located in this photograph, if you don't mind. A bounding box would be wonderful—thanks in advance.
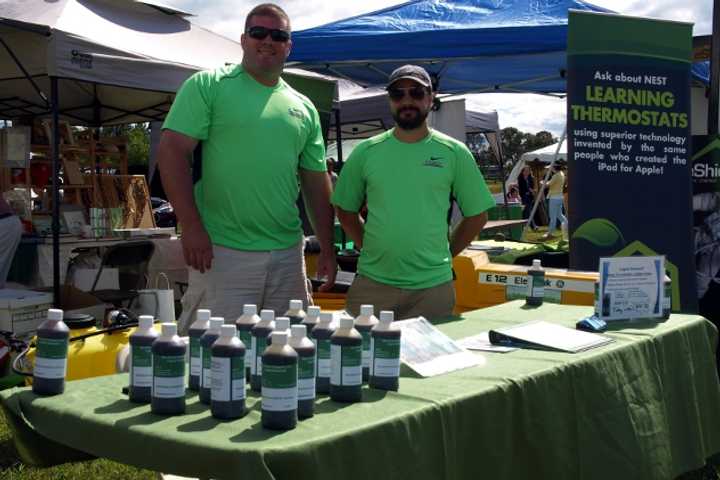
[90,241,155,307]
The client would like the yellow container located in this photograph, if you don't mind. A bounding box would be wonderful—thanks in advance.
[26,324,142,384]
[453,250,597,313]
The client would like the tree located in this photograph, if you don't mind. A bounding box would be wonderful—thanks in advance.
[500,127,556,170]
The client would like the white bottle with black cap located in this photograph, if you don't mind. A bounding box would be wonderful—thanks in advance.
[129,314,159,403]
[369,311,401,391]
[235,304,260,380]
[151,322,186,415]
[33,308,70,396]
[261,331,298,430]
[250,309,276,392]
[211,324,246,419]
[354,304,379,382]
[188,308,211,391]
[330,317,363,403]
[289,324,316,418]
[310,312,336,394]
[199,317,224,405]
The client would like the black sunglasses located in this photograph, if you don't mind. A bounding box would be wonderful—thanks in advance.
[246,25,291,43]
[388,86,429,101]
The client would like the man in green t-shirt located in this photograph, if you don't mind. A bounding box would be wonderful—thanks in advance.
[332,65,495,320]
[157,3,336,331]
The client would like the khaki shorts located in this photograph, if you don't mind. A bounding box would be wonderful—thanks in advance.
[345,275,455,321]
[177,242,311,334]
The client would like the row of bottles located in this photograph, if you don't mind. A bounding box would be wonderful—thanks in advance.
[31,301,402,432]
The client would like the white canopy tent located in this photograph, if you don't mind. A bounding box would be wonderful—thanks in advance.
[0,0,337,303]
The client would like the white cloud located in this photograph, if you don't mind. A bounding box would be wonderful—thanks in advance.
[162,0,712,134]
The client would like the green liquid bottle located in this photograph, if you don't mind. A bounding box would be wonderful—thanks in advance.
[662,277,672,319]
[526,259,545,307]
[369,311,401,392]
[188,309,211,391]
[354,304,379,382]
[301,306,321,335]
[330,317,363,403]
[289,324,316,419]
[129,315,159,403]
[199,317,224,405]
[235,304,259,381]
[250,310,276,392]
[151,323,186,415]
[269,317,291,345]
[285,299,306,325]
[211,324,246,420]
[33,308,69,396]
[311,312,336,394]
[261,331,298,430]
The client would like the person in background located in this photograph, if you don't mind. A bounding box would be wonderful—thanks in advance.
[0,196,22,289]
[543,163,567,239]
[506,184,521,203]
[333,65,495,320]
[518,165,537,229]
[326,157,338,186]
[156,3,336,331]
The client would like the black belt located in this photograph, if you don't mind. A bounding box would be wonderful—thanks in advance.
[0,213,15,220]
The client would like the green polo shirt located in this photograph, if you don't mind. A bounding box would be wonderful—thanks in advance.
[162,64,326,251]
[332,129,494,289]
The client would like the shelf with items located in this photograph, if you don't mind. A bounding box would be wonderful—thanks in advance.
[2,124,130,235]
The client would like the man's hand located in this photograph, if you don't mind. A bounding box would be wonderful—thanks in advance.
[181,222,213,273]
[315,249,338,292]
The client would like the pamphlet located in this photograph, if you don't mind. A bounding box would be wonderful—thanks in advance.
[395,317,481,377]
[489,321,614,353]
[598,256,664,321]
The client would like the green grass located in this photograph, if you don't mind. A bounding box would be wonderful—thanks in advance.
[0,408,155,480]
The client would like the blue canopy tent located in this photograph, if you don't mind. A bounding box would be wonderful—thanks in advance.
[289,0,709,94]
[288,0,614,94]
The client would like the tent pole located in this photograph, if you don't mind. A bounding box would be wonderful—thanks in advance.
[0,38,48,107]
[334,107,346,250]
[709,0,720,135]
[523,126,567,239]
[50,76,61,307]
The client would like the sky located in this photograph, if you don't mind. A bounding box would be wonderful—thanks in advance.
[162,0,714,137]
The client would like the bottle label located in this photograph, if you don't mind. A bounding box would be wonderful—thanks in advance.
[316,338,331,378]
[152,354,185,399]
[131,345,153,388]
[370,337,401,378]
[663,282,671,312]
[330,344,362,386]
[360,330,371,368]
[189,337,201,377]
[527,273,545,298]
[211,356,245,402]
[238,330,252,351]
[251,336,268,376]
[34,337,68,379]
[202,345,212,388]
[298,355,316,400]
[262,363,297,411]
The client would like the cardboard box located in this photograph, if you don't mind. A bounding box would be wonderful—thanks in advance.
[35,285,108,325]
[0,289,53,337]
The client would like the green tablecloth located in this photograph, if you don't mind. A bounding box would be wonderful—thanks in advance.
[3,301,720,480]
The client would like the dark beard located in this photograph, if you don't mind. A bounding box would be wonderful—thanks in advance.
[393,107,428,130]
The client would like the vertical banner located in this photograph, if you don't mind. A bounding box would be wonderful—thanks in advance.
[567,11,697,312]
[692,134,720,317]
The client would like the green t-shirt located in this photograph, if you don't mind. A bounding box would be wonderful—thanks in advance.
[162,64,326,251]
[332,129,494,289]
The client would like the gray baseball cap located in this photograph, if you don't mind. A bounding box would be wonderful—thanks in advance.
[387,65,432,90]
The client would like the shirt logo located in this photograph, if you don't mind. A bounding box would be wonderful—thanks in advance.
[423,156,445,168]
[288,107,304,119]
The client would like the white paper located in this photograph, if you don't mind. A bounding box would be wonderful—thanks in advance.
[598,256,664,321]
[493,321,613,353]
[396,317,481,377]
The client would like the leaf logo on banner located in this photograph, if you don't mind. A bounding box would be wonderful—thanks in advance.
[572,218,626,248]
